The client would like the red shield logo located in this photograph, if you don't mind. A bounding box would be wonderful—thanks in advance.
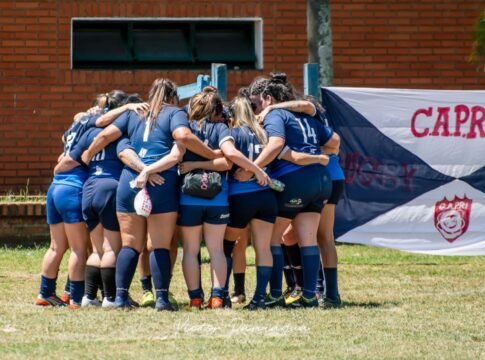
[434,195,472,243]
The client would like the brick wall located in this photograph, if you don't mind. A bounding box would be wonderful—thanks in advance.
[332,1,485,88]
[0,0,484,192]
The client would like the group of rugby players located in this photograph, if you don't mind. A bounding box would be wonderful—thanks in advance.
[35,72,344,311]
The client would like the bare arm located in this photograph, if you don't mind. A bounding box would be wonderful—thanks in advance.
[280,147,329,166]
[53,155,80,175]
[133,143,185,188]
[220,141,270,186]
[81,124,122,165]
[234,137,285,182]
[95,103,149,128]
[322,132,340,155]
[258,100,316,122]
[118,148,164,187]
[173,127,221,160]
[118,148,146,173]
[179,157,232,174]
[254,137,285,168]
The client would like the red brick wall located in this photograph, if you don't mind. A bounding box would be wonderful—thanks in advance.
[0,0,484,192]
[332,1,485,88]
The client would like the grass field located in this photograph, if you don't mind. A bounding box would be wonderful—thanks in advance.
[0,244,484,359]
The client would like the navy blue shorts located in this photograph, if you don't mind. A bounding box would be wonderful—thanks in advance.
[46,183,84,224]
[328,180,344,205]
[228,189,278,229]
[276,165,332,219]
[178,205,230,226]
[82,178,120,232]
[116,168,179,214]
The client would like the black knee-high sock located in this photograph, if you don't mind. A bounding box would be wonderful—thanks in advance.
[282,244,296,290]
[85,265,101,300]
[233,273,246,295]
[100,267,116,302]
[140,275,153,293]
[323,267,339,300]
[223,240,236,294]
[286,244,303,288]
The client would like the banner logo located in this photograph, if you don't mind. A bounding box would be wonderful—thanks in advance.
[434,196,472,243]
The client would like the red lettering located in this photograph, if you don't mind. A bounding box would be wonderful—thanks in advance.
[467,106,485,139]
[402,164,417,192]
[411,107,432,137]
[430,107,451,137]
[453,104,470,137]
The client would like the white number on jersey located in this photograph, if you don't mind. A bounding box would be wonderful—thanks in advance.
[93,149,106,162]
[295,117,318,144]
[248,143,263,161]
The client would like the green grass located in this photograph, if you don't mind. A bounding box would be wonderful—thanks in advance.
[0,244,484,359]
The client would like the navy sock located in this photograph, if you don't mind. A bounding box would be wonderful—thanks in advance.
[323,267,339,300]
[115,247,139,302]
[270,245,284,298]
[140,275,153,293]
[233,273,245,295]
[69,280,85,304]
[150,248,171,303]
[100,267,116,302]
[282,244,296,290]
[300,246,320,299]
[211,287,225,298]
[223,240,236,294]
[64,276,70,294]
[254,266,272,301]
[40,275,56,298]
[197,251,204,296]
[188,288,203,300]
[317,264,325,293]
[286,244,303,288]
[84,265,101,300]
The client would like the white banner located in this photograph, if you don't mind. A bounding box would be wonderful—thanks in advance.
[322,87,485,255]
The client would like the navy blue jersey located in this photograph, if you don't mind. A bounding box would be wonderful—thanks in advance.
[264,109,333,177]
[62,114,98,155]
[69,127,125,181]
[313,109,345,180]
[182,120,233,162]
[228,126,269,195]
[180,119,233,206]
[52,114,98,188]
[113,107,188,166]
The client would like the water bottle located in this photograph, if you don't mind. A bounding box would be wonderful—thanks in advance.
[269,178,285,192]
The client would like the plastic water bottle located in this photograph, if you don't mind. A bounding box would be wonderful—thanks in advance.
[269,178,285,192]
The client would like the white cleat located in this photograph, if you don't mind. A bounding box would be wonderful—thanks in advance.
[102,297,116,308]
[81,295,101,307]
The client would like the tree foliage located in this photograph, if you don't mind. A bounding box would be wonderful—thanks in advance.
[470,10,485,70]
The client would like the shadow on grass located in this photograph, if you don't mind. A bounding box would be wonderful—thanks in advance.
[340,300,400,309]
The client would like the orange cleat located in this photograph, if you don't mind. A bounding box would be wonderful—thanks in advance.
[206,297,224,309]
[189,298,204,309]
[60,292,70,305]
[35,294,66,307]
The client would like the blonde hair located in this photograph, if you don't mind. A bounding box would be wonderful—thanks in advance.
[231,96,267,145]
[188,88,223,128]
[145,78,178,128]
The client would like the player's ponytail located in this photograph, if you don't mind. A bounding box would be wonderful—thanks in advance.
[188,88,223,129]
[146,78,178,130]
[230,96,267,145]
[261,72,296,103]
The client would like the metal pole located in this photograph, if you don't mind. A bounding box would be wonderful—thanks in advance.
[307,0,333,88]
